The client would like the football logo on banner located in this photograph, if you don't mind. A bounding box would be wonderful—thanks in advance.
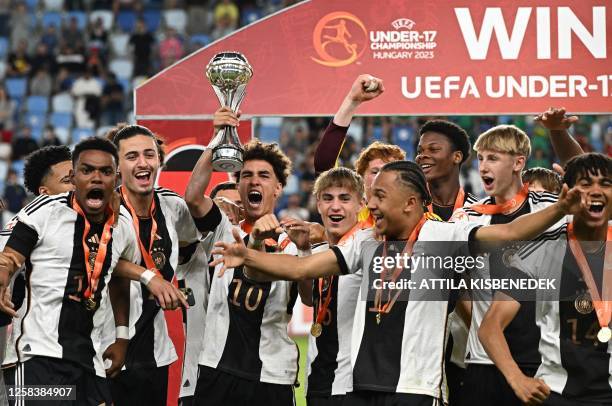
[311,11,368,67]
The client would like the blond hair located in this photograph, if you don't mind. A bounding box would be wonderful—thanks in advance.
[474,125,531,157]
[355,142,405,176]
[313,167,364,200]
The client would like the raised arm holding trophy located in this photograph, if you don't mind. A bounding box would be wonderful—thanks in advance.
[206,52,253,172]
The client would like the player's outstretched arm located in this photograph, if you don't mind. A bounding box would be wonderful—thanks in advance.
[479,295,550,405]
[535,107,582,165]
[114,260,188,310]
[314,74,384,173]
[211,228,341,281]
[475,185,581,241]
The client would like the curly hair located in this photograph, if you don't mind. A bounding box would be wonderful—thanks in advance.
[355,142,405,177]
[106,123,166,165]
[419,120,471,164]
[563,153,611,188]
[235,139,292,187]
[24,146,72,195]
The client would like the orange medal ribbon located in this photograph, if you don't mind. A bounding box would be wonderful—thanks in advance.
[375,215,427,320]
[427,187,465,217]
[313,222,363,332]
[567,222,612,337]
[469,183,529,215]
[71,195,115,303]
[120,186,161,274]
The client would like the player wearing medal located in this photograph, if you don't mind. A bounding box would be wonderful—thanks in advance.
[106,124,205,406]
[290,167,364,406]
[211,160,582,406]
[0,146,74,404]
[185,108,300,406]
[480,153,612,405]
[0,138,144,405]
[452,124,566,406]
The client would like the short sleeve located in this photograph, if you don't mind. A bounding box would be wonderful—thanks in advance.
[331,228,373,275]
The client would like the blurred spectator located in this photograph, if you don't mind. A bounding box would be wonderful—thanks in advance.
[9,3,29,50]
[66,0,86,11]
[54,67,75,93]
[187,0,210,35]
[211,12,235,40]
[101,73,125,126]
[528,148,550,169]
[63,18,86,51]
[72,68,103,128]
[88,17,109,58]
[11,126,39,161]
[7,39,31,77]
[40,25,60,55]
[42,125,62,147]
[159,28,184,68]
[30,66,54,97]
[4,169,27,214]
[278,193,309,221]
[0,86,16,137]
[31,44,57,76]
[214,0,239,29]
[130,19,155,77]
[0,0,10,37]
[56,44,86,74]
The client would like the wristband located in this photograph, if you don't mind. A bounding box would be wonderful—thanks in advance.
[116,326,129,340]
[140,269,156,286]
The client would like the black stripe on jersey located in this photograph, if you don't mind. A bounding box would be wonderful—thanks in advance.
[517,225,567,260]
[331,246,349,275]
[58,214,113,374]
[6,221,39,259]
[155,187,181,198]
[125,191,175,370]
[193,203,222,233]
[24,195,67,215]
[464,192,479,204]
[528,191,559,204]
[286,282,298,315]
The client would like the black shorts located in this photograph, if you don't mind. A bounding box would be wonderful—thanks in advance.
[3,356,112,406]
[110,365,169,406]
[543,392,611,406]
[193,365,294,406]
[458,364,538,406]
[179,395,195,406]
[345,390,440,406]
[306,394,347,406]
[445,361,465,405]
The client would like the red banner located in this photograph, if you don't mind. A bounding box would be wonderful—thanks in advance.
[135,0,611,117]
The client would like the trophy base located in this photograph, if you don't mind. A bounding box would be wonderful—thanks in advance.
[212,145,243,172]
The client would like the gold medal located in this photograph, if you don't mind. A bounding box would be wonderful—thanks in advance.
[152,251,166,269]
[574,292,594,314]
[597,326,612,343]
[376,313,381,325]
[310,322,322,337]
[84,297,97,311]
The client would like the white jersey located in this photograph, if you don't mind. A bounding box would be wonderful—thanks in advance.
[333,220,480,400]
[2,192,138,377]
[306,243,361,397]
[508,223,612,402]
[456,191,561,366]
[113,187,202,370]
[178,228,223,398]
[199,206,300,385]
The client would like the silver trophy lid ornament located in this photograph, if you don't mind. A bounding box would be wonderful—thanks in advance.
[206,52,253,172]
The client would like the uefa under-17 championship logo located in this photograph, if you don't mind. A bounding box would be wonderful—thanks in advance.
[311,11,368,67]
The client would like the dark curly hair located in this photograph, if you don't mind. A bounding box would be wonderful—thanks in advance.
[24,146,72,195]
[563,153,611,188]
[235,139,292,187]
[106,123,166,165]
[419,120,471,164]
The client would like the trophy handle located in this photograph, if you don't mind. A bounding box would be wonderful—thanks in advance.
[229,84,248,112]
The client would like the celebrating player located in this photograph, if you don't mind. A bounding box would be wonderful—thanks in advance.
[480,153,611,405]
[107,124,206,406]
[185,109,299,406]
[211,160,582,405]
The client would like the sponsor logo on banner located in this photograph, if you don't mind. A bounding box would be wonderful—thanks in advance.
[311,11,368,67]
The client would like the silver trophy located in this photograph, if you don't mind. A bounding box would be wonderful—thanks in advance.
[206,52,253,172]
